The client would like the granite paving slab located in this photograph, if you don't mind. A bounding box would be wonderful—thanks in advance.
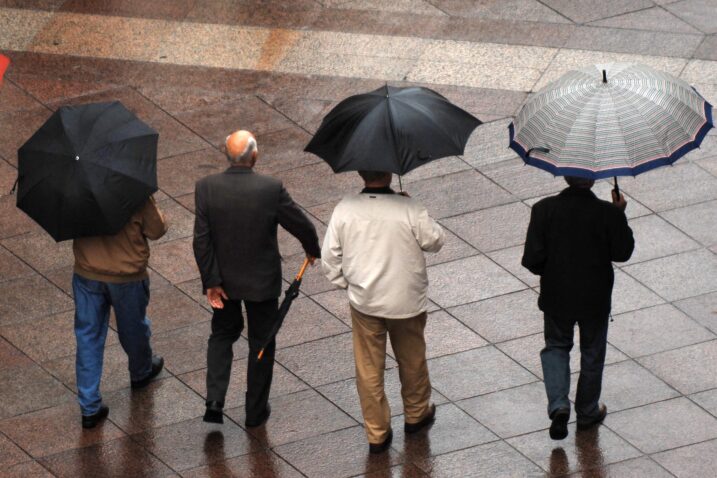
[606,397,717,453]
[638,339,717,394]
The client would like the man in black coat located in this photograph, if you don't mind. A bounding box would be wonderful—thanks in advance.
[193,130,321,426]
[522,176,634,440]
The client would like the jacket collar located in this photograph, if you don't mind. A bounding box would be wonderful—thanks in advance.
[559,186,597,198]
[361,186,395,195]
[224,166,254,174]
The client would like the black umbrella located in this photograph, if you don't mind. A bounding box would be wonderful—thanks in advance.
[305,85,482,176]
[257,258,311,360]
[15,101,158,241]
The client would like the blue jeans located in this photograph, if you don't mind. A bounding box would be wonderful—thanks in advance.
[540,313,609,420]
[73,274,153,415]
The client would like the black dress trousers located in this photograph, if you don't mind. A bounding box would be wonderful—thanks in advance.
[206,298,279,420]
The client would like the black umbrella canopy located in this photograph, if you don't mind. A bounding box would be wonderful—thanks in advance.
[16,101,158,241]
[305,85,482,175]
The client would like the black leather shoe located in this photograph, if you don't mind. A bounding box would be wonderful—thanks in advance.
[549,408,570,440]
[131,356,164,390]
[369,429,393,454]
[405,403,436,434]
[577,404,607,431]
[82,405,109,429]
[245,404,271,427]
[203,401,224,424]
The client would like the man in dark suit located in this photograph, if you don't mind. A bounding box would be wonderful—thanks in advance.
[193,130,321,427]
[522,176,634,440]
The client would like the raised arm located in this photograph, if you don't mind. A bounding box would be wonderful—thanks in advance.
[608,207,634,263]
[141,195,168,240]
[412,204,445,253]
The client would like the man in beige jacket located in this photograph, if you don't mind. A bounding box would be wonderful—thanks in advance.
[322,171,445,453]
[72,196,167,428]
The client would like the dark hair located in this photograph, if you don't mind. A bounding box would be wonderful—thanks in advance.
[358,170,392,183]
[564,176,595,189]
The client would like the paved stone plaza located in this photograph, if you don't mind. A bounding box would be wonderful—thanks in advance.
[1,1,717,476]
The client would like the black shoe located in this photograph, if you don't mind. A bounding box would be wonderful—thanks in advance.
[549,408,570,440]
[577,404,607,431]
[131,356,164,390]
[203,401,224,424]
[245,404,271,427]
[369,429,393,454]
[405,403,436,434]
[82,405,109,429]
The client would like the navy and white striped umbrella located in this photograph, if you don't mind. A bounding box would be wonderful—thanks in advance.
[509,63,713,179]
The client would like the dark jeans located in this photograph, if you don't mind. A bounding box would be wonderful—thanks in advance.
[206,298,278,421]
[73,274,153,415]
[541,313,609,420]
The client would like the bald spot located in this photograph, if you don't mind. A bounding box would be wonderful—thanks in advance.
[226,130,255,159]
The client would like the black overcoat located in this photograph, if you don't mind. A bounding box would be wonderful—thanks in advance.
[193,167,320,302]
[521,186,634,320]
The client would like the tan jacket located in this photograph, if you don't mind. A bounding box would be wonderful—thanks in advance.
[73,197,168,283]
[321,191,444,319]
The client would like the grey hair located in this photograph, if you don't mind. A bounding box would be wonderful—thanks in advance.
[226,135,257,165]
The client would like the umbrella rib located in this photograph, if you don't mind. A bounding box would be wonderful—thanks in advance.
[610,88,672,160]
[390,97,469,150]
[517,84,597,132]
[385,96,405,173]
[83,131,157,168]
[555,90,604,166]
[616,84,708,139]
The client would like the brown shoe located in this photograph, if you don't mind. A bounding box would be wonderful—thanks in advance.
[405,403,436,434]
[577,404,607,431]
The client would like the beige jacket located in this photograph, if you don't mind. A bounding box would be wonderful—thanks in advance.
[73,197,168,283]
[321,190,444,319]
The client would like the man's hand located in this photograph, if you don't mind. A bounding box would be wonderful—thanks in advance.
[611,190,627,212]
[207,286,228,309]
[306,255,316,265]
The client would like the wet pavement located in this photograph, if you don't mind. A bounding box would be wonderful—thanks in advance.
[0,1,716,477]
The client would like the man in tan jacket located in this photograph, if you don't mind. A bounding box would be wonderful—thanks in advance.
[72,196,167,428]
[322,171,444,453]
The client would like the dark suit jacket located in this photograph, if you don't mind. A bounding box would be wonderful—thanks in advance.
[193,167,321,302]
[521,186,634,320]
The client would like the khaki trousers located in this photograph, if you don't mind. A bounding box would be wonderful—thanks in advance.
[350,306,432,444]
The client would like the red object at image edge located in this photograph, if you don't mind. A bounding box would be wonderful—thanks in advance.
[0,54,10,83]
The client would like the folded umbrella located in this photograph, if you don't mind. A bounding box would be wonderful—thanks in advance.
[509,63,713,190]
[305,85,481,176]
[257,258,311,360]
[15,101,159,241]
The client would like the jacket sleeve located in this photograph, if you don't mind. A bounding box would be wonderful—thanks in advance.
[412,204,445,253]
[277,186,321,258]
[141,196,168,240]
[321,210,348,289]
[521,204,547,276]
[192,182,222,291]
[608,207,634,262]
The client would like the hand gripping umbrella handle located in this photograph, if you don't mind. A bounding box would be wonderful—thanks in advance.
[257,258,311,360]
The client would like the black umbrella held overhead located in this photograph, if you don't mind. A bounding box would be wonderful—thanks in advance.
[257,258,311,361]
[16,101,159,242]
[305,85,482,176]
